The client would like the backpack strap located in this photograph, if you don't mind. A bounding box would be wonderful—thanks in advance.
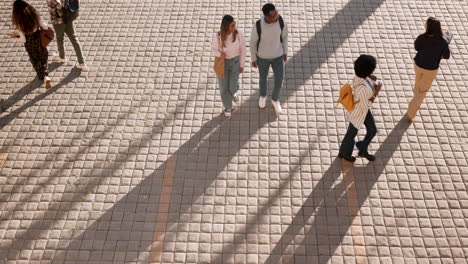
[256,16,285,51]
[256,19,261,52]
[364,79,373,89]
[278,15,284,43]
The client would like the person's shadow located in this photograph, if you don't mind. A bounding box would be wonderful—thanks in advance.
[0,66,81,129]
[0,0,387,262]
[0,62,61,113]
[264,117,410,263]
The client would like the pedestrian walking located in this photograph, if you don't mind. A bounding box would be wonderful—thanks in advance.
[250,3,288,114]
[211,15,246,117]
[406,17,451,122]
[47,0,88,71]
[338,55,382,162]
[8,0,52,88]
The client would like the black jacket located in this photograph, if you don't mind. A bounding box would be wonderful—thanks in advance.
[414,34,451,70]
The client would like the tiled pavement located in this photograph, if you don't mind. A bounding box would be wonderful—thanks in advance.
[1,0,468,263]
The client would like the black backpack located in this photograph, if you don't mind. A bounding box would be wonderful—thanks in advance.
[63,0,79,23]
[255,15,284,51]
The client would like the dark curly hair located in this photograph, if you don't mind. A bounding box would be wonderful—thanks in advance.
[354,55,377,78]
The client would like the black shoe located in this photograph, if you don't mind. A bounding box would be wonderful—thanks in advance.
[358,151,376,161]
[338,153,356,162]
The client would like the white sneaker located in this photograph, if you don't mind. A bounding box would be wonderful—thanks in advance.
[233,93,240,106]
[224,109,231,117]
[52,56,66,63]
[258,96,266,109]
[44,76,52,89]
[76,63,89,71]
[271,100,283,114]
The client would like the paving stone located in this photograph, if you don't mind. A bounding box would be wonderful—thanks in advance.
[0,0,468,263]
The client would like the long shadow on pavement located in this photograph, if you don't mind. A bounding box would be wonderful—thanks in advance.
[28,0,385,262]
[0,62,61,114]
[265,117,410,263]
[0,81,208,261]
[0,66,80,130]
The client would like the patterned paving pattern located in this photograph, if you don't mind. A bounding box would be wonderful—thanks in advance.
[0,0,468,263]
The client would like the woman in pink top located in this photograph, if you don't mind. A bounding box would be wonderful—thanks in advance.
[211,15,246,117]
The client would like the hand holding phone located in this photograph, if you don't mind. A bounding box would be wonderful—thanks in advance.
[444,32,453,43]
[375,81,383,92]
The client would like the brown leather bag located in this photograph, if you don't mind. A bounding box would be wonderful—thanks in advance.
[213,33,224,78]
[40,27,55,48]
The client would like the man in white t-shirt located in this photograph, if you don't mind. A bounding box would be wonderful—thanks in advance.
[250,3,288,114]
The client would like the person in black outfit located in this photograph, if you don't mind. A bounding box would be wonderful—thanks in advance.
[406,17,451,122]
[9,0,52,88]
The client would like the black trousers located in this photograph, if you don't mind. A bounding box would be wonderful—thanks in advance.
[24,31,49,80]
[339,110,377,157]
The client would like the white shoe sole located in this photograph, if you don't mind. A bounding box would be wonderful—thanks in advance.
[76,64,89,71]
[259,97,266,109]
[52,57,66,63]
[272,102,283,114]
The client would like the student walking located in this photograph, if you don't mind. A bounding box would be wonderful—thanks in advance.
[211,15,246,117]
[9,0,52,88]
[338,55,382,162]
[250,3,288,114]
[47,0,88,71]
[406,17,451,122]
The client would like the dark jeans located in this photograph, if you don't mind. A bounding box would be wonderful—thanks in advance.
[257,55,284,101]
[339,110,377,157]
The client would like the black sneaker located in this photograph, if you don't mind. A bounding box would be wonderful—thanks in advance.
[338,153,356,162]
[358,151,376,161]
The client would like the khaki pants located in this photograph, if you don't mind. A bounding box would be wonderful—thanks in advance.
[53,20,84,64]
[407,64,438,119]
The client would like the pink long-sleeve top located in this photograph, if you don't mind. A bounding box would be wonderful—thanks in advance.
[211,31,246,67]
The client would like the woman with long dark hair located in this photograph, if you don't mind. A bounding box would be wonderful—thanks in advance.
[8,0,52,88]
[211,15,246,117]
[406,17,451,122]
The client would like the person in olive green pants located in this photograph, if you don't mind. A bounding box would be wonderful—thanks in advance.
[47,0,88,71]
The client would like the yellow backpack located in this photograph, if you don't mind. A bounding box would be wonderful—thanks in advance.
[335,83,360,111]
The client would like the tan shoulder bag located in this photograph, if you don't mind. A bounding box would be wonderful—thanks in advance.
[214,32,225,78]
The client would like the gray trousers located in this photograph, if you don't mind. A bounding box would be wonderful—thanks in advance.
[53,20,84,64]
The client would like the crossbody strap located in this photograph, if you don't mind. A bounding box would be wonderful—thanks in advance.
[217,32,223,53]
[364,79,373,90]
